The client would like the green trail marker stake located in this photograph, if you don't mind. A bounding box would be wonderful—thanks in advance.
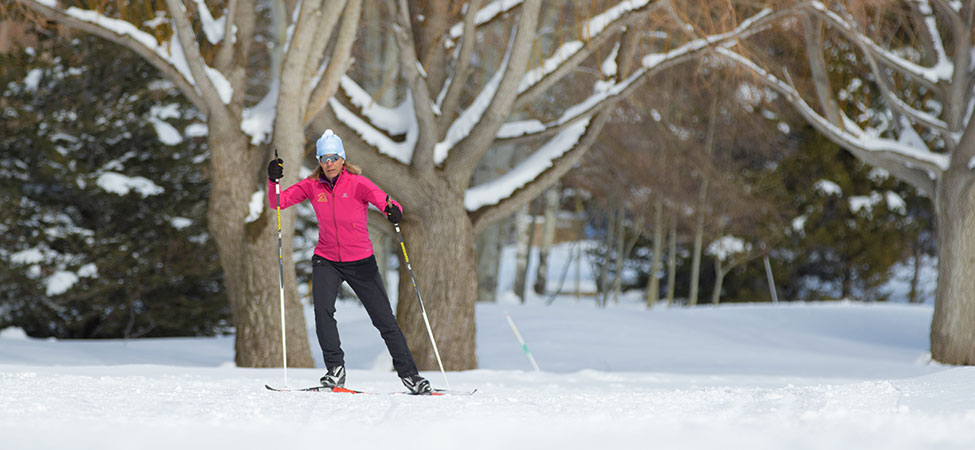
[504,311,540,371]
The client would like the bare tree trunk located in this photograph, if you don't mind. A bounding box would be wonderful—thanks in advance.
[646,196,664,308]
[395,196,478,371]
[909,237,921,304]
[513,204,532,303]
[611,202,627,304]
[534,186,559,295]
[575,196,584,301]
[597,199,618,307]
[473,146,516,303]
[711,258,724,305]
[688,195,706,307]
[206,129,312,368]
[666,214,677,307]
[520,200,540,303]
[690,97,718,307]
[475,224,503,303]
[930,167,975,364]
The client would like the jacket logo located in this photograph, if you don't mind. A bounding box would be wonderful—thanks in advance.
[317,193,328,202]
[342,193,348,198]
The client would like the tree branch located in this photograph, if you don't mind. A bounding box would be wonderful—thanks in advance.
[16,0,208,114]
[214,0,239,72]
[393,0,439,176]
[470,112,609,234]
[437,0,482,132]
[302,0,346,96]
[165,0,228,113]
[716,47,941,196]
[804,3,945,92]
[442,0,542,189]
[470,24,642,234]
[512,1,657,110]
[304,0,361,126]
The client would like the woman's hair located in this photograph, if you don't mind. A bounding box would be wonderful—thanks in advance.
[308,161,362,179]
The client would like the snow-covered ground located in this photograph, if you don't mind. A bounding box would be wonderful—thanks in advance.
[1,243,969,449]
[2,299,974,450]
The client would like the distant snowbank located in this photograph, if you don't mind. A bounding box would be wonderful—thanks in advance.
[1,300,939,380]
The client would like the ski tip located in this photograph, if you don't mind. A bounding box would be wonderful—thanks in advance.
[429,388,477,396]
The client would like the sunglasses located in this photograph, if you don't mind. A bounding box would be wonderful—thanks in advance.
[319,154,343,164]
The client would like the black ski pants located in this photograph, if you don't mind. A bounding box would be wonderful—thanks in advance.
[311,254,419,378]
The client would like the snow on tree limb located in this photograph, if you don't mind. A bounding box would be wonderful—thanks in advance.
[304,0,360,126]
[805,2,952,88]
[435,34,513,164]
[513,0,657,110]
[329,97,416,164]
[392,0,438,174]
[447,0,524,40]
[715,47,945,194]
[441,0,543,189]
[437,0,483,131]
[190,0,226,45]
[466,118,591,211]
[17,0,209,113]
[164,0,231,110]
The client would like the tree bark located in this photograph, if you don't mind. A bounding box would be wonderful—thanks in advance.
[534,187,559,295]
[688,193,706,307]
[930,167,975,364]
[394,192,478,371]
[666,214,677,307]
[513,204,532,303]
[646,196,664,308]
[711,258,724,305]
[475,223,503,303]
[206,126,312,368]
[909,238,921,304]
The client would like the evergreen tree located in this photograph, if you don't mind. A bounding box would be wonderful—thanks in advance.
[774,126,919,301]
[0,32,229,338]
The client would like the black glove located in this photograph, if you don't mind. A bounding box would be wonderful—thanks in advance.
[385,203,403,224]
[267,158,283,181]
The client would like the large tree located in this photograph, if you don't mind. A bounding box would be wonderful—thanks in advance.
[710,0,975,364]
[13,0,790,369]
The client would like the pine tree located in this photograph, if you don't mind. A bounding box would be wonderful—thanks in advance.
[0,32,229,338]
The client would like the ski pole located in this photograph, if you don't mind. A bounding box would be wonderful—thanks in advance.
[388,195,449,389]
[504,311,541,371]
[274,149,288,387]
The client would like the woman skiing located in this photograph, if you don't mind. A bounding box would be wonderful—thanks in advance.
[266,129,432,395]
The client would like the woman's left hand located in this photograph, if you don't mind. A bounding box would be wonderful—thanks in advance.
[385,204,403,224]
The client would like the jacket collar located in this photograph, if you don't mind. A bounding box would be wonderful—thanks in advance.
[319,167,346,189]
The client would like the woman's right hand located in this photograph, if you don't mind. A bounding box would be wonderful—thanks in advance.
[268,158,283,181]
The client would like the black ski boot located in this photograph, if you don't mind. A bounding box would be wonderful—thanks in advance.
[320,365,346,388]
[401,374,432,395]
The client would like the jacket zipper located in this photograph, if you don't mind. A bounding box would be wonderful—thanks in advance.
[328,184,342,262]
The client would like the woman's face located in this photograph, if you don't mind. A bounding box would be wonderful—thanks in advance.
[319,155,344,180]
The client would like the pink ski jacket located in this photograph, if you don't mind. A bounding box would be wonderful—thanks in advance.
[268,168,401,262]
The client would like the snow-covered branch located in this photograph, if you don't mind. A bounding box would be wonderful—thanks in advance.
[304,0,360,126]
[467,118,591,212]
[716,47,944,195]
[446,0,524,41]
[17,0,209,113]
[392,0,438,174]
[442,0,543,189]
[804,2,951,90]
[437,0,482,131]
[328,96,417,165]
[512,0,657,110]
[500,7,786,145]
[164,0,231,112]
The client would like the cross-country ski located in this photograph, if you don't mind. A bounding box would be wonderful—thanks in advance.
[264,384,477,396]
